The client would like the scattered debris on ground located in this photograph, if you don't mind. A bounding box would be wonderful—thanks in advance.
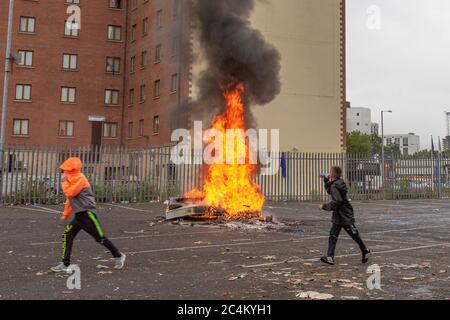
[296,291,334,300]
[96,265,109,269]
[168,214,305,234]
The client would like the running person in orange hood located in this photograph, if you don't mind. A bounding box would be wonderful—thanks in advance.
[51,157,126,272]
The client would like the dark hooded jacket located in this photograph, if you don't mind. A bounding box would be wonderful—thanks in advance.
[323,178,355,226]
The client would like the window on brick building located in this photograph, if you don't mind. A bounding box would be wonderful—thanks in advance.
[142,18,149,36]
[155,44,161,63]
[141,50,148,68]
[131,24,137,42]
[129,89,134,106]
[130,56,136,73]
[156,10,163,29]
[139,120,144,137]
[61,87,76,103]
[131,0,137,10]
[65,0,80,5]
[153,116,160,135]
[18,50,33,66]
[170,74,178,93]
[62,54,78,70]
[15,84,32,101]
[140,85,146,103]
[64,20,79,37]
[106,57,121,74]
[154,80,160,98]
[20,17,36,33]
[103,123,118,138]
[105,89,120,105]
[59,121,74,137]
[107,25,122,41]
[108,0,122,9]
[13,119,29,136]
[128,122,133,139]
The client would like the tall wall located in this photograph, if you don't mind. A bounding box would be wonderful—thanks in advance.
[249,0,346,152]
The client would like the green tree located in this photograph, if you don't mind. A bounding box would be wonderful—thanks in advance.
[370,134,382,156]
[410,149,432,158]
[347,131,371,154]
[384,143,401,157]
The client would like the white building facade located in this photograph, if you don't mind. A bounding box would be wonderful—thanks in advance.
[347,107,372,135]
[384,133,420,156]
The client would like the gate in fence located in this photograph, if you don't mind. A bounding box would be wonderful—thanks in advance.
[0,145,448,205]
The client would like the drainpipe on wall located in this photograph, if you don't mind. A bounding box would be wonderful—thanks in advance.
[119,2,129,147]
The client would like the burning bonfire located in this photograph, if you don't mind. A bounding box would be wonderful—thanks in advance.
[167,82,265,220]
[166,0,281,221]
[186,82,264,219]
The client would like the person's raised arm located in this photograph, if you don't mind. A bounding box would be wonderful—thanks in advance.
[321,184,343,211]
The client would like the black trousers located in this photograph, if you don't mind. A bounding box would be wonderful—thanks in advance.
[327,223,368,257]
[62,211,121,266]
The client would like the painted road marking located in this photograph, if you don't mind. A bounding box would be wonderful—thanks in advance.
[103,203,155,213]
[240,243,450,268]
[32,205,61,214]
[122,235,438,257]
[31,230,227,246]
[125,238,295,255]
[11,206,57,214]
[31,225,443,247]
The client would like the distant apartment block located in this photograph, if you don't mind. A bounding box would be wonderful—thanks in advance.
[346,105,372,135]
[443,136,450,151]
[371,122,379,136]
[384,133,420,156]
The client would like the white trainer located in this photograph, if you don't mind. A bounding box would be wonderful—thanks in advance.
[113,254,126,270]
[50,262,70,273]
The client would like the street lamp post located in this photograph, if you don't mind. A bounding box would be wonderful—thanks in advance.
[1,0,15,152]
[0,0,14,201]
[381,110,392,194]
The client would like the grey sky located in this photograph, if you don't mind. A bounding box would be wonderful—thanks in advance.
[347,0,450,149]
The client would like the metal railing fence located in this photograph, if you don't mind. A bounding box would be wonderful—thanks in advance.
[1,145,448,205]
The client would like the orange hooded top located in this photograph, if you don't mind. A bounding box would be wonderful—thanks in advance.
[60,157,91,218]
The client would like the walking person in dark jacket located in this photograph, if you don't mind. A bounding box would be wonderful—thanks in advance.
[320,166,371,265]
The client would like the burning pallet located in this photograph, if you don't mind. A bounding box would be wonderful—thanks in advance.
[164,196,262,221]
[164,197,221,220]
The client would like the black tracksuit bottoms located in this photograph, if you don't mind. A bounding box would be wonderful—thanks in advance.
[62,211,121,266]
[327,223,368,258]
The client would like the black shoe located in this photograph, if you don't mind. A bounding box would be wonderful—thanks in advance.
[362,250,371,264]
[320,256,335,265]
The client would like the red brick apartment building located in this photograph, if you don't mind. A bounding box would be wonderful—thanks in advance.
[0,0,190,148]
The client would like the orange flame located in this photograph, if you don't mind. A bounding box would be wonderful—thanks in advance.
[187,82,265,219]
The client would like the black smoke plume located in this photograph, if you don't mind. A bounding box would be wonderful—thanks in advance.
[189,0,282,126]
